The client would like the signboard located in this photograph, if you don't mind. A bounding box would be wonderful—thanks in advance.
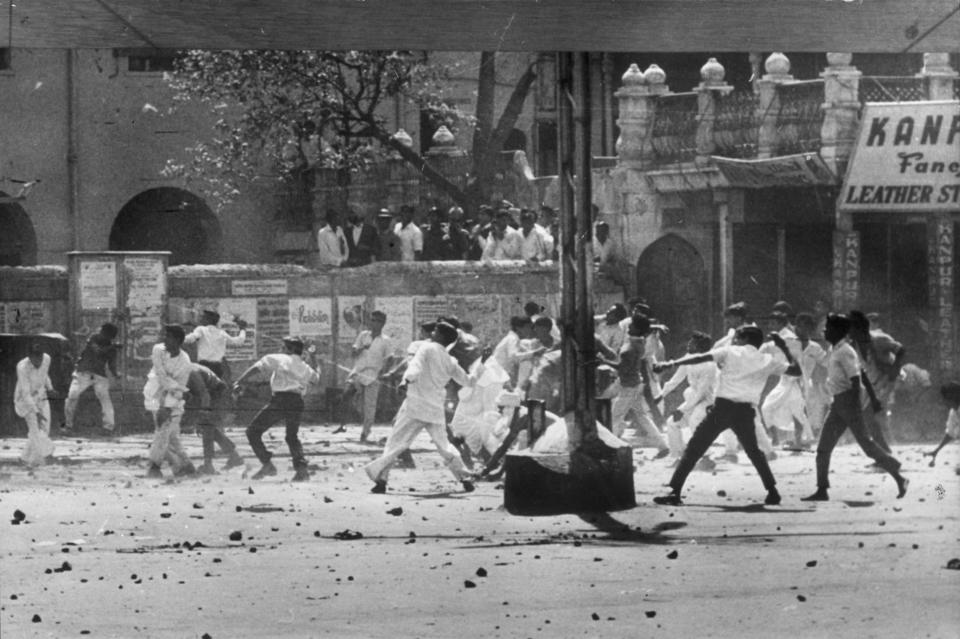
[712,153,837,189]
[289,297,332,338]
[831,230,860,309]
[840,101,960,212]
[232,279,288,296]
[79,261,117,310]
[124,257,165,308]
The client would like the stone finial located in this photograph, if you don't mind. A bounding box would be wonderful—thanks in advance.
[431,125,456,147]
[621,63,645,87]
[643,64,666,86]
[764,52,791,76]
[700,57,725,84]
[392,128,413,148]
[826,52,853,68]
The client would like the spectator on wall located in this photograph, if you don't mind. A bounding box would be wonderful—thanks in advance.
[394,204,423,262]
[317,209,349,267]
[466,205,494,260]
[480,209,523,261]
[518,208,553,263]
[375,209,402,262]
[343,208,379,266]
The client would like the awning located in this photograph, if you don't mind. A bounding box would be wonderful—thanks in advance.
[711,153,837,189]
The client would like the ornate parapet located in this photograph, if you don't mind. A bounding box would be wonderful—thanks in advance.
[820,52,861,175]
[615,63,669,167]
[918,52,959,101]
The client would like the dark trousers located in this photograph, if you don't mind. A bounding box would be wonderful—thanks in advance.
[199,360,226,379]
[669,398,777,493]
[201,420,236,462]
[816,389,901,489]
[246,392,306,469]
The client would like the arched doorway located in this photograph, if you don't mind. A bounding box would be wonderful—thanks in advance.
[635,234,708,357]
[109,188,222,265]
[0,195,38,266]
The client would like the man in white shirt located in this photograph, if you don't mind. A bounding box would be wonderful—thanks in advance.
[652,326,799,506]
[801,314,907,502]
[595,303,628,355]
[490,316,538,389]
[234,336,321,482]
[592,220,614,270]
[143,325,196,479]
[346,310,396,443]
[481,210,523,261]
[15,342,56,467]
[316,209,349,267]
[394,204,423,262]
[184,310,247,379]
[655,331,717,462]
[518,208,552,262]
[365,322,481,494]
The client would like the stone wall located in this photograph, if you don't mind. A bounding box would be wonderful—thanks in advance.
[1,262,624,435]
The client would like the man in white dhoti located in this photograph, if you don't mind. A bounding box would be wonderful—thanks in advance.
[143,325,196,479]
[365,322,481,494]
[15,342,56,467]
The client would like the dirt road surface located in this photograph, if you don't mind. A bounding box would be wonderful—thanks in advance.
[2,424,958,638]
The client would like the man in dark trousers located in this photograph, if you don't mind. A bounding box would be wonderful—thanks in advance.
[64,322,119,435]
[184,363,244,474]
[801,313,908,501]
[652,326,800,506]
[233,337,320,482]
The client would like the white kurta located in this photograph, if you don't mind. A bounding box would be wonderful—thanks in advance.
[15,355,55,466]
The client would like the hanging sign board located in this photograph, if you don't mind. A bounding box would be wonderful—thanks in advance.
[712,153,837,188]
[840,101,960,212]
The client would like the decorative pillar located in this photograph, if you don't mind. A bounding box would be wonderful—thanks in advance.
[929,216,955,376]
[695,57,733,163]
[756,52,794,159]
[832,229,860,311]
[614,63,668,168]
[919,52,959,101]
[716,191,734,314]
[820,52,862,176]
[425,125,465,157]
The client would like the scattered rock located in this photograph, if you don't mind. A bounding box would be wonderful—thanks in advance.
[797,595,807,602]
[645,611,657,618]
[805,560,817,567]
[666,550,678,559]
[160,513,172,519]
[464,580,477,588]
[229,531,243,542]
[591,612,600,621]
[386,507,403,516]
[476,567,487,577]
[333,529,363,540]
[31,613,42,622]
[323,496,333,503]
[13,509,26,522]
[717,490,727,497]
[946,558,960,570]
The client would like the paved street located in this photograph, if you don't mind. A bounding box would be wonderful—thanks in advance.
[1,424,958,638]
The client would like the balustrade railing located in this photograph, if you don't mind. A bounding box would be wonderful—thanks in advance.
[712,90,760,159]
[858,76,927,102]
[651,92,699,164]
[774,80,824,156]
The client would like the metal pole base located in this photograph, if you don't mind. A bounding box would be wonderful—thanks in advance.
[503,444,636,516]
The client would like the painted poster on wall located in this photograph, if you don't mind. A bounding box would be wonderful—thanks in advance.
[257,297,289,354]
[448,295,502,349]
[339,295,367,345]
[289,297,332,339]
[0,301,52,334]
[124,257,165,308]
[374,296,414,352]
[413,296,448,332]
[79,261,117,310]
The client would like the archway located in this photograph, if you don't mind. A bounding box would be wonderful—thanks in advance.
[109,188,222,265]
[635,234,708,357]
[0,195,38,266]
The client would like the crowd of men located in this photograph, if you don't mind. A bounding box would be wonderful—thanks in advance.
[12,295,958,504]
[315,201,615,269]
